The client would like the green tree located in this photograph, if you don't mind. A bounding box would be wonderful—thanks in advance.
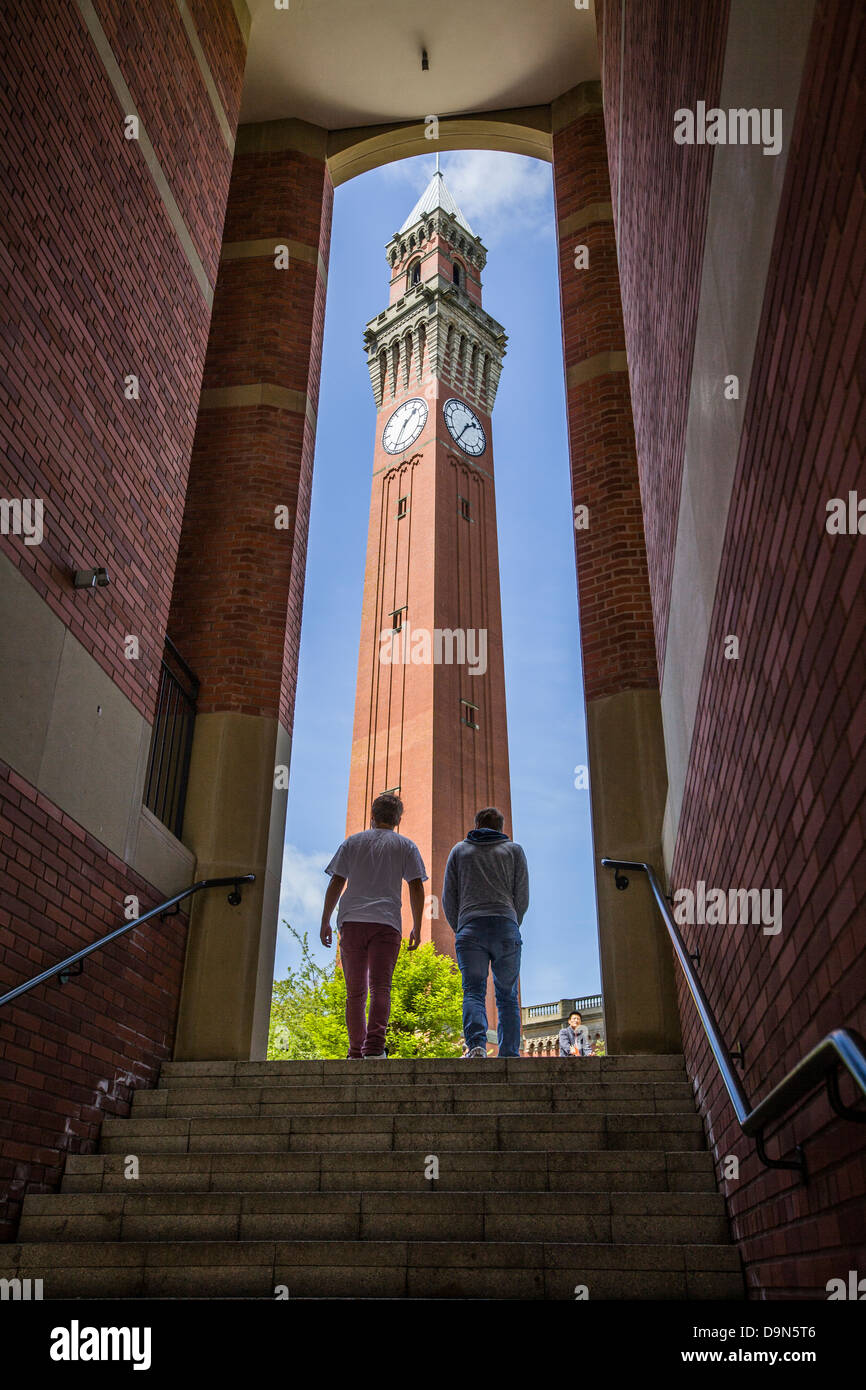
[267,924,332,1061]
[268,923,464,1059]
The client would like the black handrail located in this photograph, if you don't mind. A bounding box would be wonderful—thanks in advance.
[601,858,866,1182]
[0,875,255,1010]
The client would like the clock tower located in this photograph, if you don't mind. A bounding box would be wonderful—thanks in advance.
[346,166,513,1030]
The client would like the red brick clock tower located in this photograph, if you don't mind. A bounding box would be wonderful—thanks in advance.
[346,167,514,1029]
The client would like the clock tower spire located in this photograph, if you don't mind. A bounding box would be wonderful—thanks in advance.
[347,166,513,1035]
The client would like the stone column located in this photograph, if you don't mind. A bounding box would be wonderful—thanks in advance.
[169,120,333,1060]
[552,85,681,1053]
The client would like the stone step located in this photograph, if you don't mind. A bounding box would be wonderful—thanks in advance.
[134,1082,695,1117]
[155,1072,692,1090]
[10,1051,739,1300]
[97,1111,707,1154]
[19,1189,729,1244]
[0,1239,744,1299]
[158,1057,688,1088]
[63,1148,717,1194]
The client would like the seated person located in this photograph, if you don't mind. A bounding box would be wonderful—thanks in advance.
[559,1009,591,1057]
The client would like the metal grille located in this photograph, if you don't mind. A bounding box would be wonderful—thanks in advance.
[143,637,199,839]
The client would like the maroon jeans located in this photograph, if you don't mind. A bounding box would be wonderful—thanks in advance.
[339,921,402,1058]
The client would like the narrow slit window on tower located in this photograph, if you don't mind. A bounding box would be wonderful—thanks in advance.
[410,260,421,287]
[390,606,407,632]
[453,262,462,286]
[461,698,480,730]
[396,495,408,520]
[458,494,472,522]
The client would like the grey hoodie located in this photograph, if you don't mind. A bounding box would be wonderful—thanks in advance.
[442,828,530,931]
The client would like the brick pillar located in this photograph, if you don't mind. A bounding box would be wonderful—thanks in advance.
[169,120,333,1060]
[552,85,680,1053]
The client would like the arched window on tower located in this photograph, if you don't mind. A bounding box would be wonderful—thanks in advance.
[378,350,388,405]
[416,322,426,379]
[402,331,413,387]
[453,261,462,287]
[444,324,456,374]
[408,260,421,288]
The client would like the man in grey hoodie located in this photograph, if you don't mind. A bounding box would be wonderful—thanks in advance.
[442,807,529,1058]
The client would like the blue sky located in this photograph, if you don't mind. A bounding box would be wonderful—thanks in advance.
[275,149,600,1005]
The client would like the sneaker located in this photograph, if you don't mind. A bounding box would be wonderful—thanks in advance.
[363,1048,388,1059]
[464,1046,487,1059]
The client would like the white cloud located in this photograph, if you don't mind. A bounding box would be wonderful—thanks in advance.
[444,151,551,229]
[379,151,432,181]
[380,150,552,244]
[277,842,331,936]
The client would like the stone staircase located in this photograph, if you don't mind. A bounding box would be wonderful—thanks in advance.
[2,1055,744,1299]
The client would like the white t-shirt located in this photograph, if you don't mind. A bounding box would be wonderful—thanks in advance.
[325,829,427,932]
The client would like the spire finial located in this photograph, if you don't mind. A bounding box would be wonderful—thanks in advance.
[435,151,440,175]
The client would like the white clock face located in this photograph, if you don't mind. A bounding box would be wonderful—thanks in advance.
[382,397,428,454]
[443,398,486,457]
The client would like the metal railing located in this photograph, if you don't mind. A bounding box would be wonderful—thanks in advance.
[143,636,199,839]
[0,875,255,1010]
[601,858,866,1181]
[524,995,603,1018]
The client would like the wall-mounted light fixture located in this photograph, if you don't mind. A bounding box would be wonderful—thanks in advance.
[421,48,429,71]
[73,566,110,589]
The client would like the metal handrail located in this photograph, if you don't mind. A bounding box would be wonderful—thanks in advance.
[601,858,866,1181]
[0,875,255,1010]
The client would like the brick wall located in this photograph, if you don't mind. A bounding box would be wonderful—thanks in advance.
[596,0,730,676]
[169,145,333,734]
[0,761,189,1241]
[92,0,235,289]
[188,0,247,134]
[601,0,865,1296]
[0,1,244,1236]
[671,0,866,1297]
[0,1,241,720]
[552,97,659,703]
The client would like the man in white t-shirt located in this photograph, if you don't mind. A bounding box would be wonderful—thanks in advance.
[321,793,426,1059]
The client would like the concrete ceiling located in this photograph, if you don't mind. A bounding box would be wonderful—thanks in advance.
[240,0,599,130]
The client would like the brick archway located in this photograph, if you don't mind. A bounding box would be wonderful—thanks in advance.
[326,108,553,185]
[169,86,678,1061]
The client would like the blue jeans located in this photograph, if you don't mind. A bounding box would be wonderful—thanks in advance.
[454,916,522,1057]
